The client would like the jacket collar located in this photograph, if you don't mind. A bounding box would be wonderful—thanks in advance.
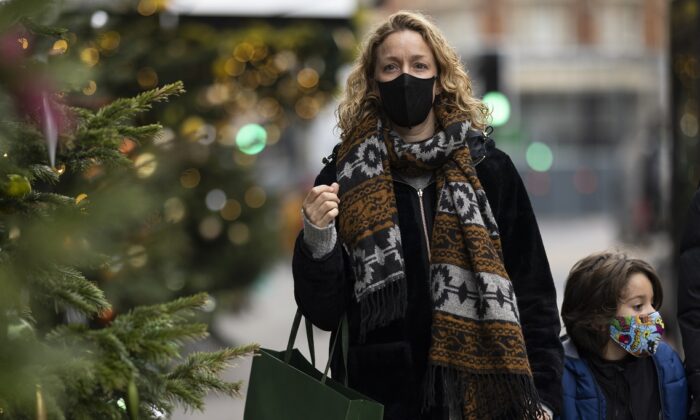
[562,337,581,359]
[465,128,493,166]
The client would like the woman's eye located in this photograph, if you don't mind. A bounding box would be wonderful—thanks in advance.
[415,63,428,69]
[633,304,643,311]
[383,64,397,71]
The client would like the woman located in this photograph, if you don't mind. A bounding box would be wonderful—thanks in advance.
[293,10,562,420]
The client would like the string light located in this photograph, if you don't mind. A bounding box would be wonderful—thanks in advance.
[180,168,201,189]
[80,47,100,67]
[51,39,68,55]
[82,80,97,96]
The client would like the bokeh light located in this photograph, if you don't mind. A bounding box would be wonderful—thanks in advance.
[236,123,267,155]
[137,0,158,16]
[82,80,97,96]
[180,168,201,189]
[227,222,250,245]
[90,10,109,29]
[98,31,121,51]
[205,189,227,211]
[164,197,186,223]
[180,116,205,140]
[295,96,320,119]
[51,39,68,55]
[244,186,266,208]
[526,142,554,172]
[202,296,217,312]
[483,91,511,127]
[234,42,254,62]
[224,58,245,76]
[153,127,175,148]
[297,68,319,89]
[220,199,242,221]
[199,216,223,240]
[80,47,100,67]
[137,67,159,89]
[127,245,148,268]
[134,153,158,178]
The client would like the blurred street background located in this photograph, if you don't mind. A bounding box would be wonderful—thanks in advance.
[3,0,699,417]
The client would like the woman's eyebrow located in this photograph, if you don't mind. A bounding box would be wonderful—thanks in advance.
[380,54,429,61]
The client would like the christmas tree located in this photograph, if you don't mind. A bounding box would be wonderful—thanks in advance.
[0,1,255,418]
[51,1,356,313]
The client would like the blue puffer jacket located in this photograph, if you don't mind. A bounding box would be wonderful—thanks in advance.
[559,338,688,420]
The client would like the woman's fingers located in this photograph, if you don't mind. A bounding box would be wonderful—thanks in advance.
[302,183,341,228]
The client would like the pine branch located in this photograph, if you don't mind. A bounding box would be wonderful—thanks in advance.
[94,82,185,128]
[30,265,110,316]
[19,17,67,38]
[119,124,161,143]
[28,164,60,184]
[162,345,258,412]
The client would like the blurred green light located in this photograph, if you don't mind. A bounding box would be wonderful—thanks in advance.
[483,91,511,127]
[526,142,553,172]
[236,124,267,155]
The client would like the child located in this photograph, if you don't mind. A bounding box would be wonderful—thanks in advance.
[560,252,688,420]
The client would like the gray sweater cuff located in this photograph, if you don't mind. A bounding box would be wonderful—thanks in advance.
[302,211,337,259]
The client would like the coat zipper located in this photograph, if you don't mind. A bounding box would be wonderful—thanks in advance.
[393,178,434,263]
[416,188,431,262]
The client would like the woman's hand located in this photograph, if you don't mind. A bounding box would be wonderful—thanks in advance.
[302,182,340,228]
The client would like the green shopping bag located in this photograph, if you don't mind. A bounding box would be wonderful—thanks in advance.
[243,310,384,420]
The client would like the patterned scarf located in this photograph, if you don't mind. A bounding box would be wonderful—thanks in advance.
[336,97,543,419]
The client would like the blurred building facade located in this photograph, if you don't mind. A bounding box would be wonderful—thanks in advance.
[367,0,669,241]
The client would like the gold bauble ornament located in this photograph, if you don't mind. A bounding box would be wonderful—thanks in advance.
[2,174,31,198]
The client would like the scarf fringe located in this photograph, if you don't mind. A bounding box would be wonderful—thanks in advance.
[359,278,407,341]
[422,365,545,420]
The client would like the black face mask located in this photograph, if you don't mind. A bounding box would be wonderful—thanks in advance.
[377,73,437,128]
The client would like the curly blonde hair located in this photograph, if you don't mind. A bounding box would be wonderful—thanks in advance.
[336,10,490,141]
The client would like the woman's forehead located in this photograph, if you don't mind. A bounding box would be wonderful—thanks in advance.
[376,30,433,59]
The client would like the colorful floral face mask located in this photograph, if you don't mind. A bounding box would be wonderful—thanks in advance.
[609,311,665,357]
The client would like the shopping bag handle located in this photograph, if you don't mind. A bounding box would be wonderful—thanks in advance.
[285,309,349,386]
[285,309,316,367]
[322,314,348,386]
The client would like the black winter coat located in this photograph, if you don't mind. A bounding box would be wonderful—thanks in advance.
[293,132,563,420]
[679,188,700,408]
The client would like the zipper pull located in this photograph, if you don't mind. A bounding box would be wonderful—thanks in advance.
[417,189,423,198]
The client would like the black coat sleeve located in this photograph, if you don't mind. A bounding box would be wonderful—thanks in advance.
[292,161,354,331]
[679,189,700,405]
[476,148,564,414]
